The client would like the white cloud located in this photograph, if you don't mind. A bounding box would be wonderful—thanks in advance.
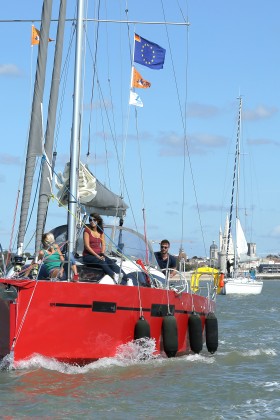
[0,64,22,77]
[243,105,278,121]
[0,154,20,165]
[187,102,221,118]
[270,225,280,237]
[248,138,280,146]
[157,131,227,156]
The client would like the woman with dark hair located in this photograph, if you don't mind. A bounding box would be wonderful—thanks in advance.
[83,213,126,283]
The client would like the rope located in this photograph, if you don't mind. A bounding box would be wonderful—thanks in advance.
[6,190,21,267]
[11,280,40,353]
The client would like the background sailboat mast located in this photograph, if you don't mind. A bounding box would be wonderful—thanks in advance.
[67,0,85,254]
[234,97,242,271]
[226,96,242,270]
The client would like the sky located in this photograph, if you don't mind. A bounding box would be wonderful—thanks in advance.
[0,0,280,259]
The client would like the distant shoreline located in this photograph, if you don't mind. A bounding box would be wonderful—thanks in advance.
[256,274,280,280]
[173,273,280,280]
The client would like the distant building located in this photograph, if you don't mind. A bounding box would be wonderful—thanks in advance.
[178,247,188,271]
[178,247,188,261]
[258,263,280,274]
[247,242,256,257]
[209,240,218,267]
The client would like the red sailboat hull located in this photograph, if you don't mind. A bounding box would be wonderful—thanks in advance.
[0,279,214,365]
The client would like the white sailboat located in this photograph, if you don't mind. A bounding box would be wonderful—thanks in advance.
[220,97,263,295]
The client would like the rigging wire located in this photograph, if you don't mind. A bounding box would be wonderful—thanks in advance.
[160,0,207,257]
[53,23,76,153]
[6,190,21,267]
[83,5,140,233]
[7,35,41,256]
[86,0,100,160]
[123,3,150,258]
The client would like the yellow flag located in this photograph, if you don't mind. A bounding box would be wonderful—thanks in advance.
[132,67,151,89]
[31,25,54,46]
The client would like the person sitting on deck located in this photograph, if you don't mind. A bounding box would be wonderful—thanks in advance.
[38,232,79,281]
[83,213,128,284]
[154,239,177,278]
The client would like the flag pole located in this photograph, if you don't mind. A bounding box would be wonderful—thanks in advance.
[130,66,134,89]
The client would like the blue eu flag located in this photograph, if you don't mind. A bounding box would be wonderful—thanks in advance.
[134,34,166,70]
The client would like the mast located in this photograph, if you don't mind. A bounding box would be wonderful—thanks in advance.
[67,0,85,254]
[235,97,242,272]
[226,97,242,274]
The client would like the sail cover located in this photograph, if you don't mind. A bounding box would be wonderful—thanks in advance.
[55,162,128,217]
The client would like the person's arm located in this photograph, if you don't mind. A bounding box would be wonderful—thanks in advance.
[54,244,64,263]
[24,250,44,277]
[100,233,106,254]
[53,244,65,276]
[169,255,177,278]
[38,250,44,262]
[84,231,104,260]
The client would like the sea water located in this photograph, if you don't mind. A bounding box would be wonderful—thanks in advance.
[0,280,279,419]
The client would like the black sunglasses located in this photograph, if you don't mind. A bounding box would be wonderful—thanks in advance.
[89,217,97,222]
[161,245,169,249]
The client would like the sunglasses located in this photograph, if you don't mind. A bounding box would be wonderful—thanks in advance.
[161,245,169,249]
[89,217,97,223]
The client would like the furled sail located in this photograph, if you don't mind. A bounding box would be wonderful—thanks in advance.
[35,0,67,255]
[55,162,128,217]
[17,0,53,255]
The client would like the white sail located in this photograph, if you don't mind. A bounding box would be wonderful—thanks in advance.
[236,217,248,258]
[219,227,223,251]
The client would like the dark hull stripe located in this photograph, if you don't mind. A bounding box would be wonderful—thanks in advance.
[51,302,205,316]
[51,303,92,308]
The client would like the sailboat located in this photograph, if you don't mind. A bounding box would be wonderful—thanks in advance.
[219,97,263,295]
[0,0,220,366]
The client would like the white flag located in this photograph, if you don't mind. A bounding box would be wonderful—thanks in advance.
[129,91,144,107]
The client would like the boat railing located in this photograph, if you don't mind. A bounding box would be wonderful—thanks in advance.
[165,269,189,293]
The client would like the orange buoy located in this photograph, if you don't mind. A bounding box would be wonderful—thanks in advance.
[219,273,225,288]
